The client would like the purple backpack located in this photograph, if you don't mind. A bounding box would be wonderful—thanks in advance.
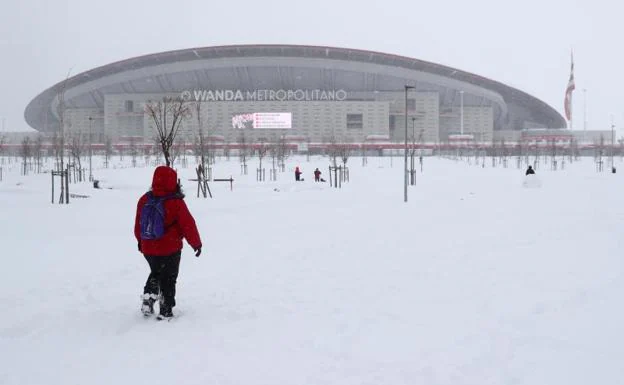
[139,193,175,240]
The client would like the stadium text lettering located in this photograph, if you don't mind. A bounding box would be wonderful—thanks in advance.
[183,89,348,102]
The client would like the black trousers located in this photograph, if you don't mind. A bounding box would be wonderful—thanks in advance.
[143,252,181,308]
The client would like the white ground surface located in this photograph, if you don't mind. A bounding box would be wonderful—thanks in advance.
[1,154,623,385]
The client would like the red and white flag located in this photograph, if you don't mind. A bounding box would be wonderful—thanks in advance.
[564,51,575,122]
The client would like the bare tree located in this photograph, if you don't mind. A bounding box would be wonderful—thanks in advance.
[499,139,508,167]
[532,141,540,169]
[144,96,190,166]
[596,135,605,171]
[152,136,163,165]
[257,138,270,174]
[33,134,43,173]
[128,136,138,167]
[238,131,250,175]
[490,137,498,167]
[143,144,152,166]
[514,143,521,168]
[276,135,289,171]
[336,138,352,183]
[179,136,189,166]
[118,140,125,161]
[55,70,71,174]
[196,131,208,167]
[170,139,184,167]
[174,140,183,164]
[52,72,72,203]
[192,134,200,164]
[194,101,211,169]
[549,138,558,170]
[322,136,351,186]
[51,129,62,169]
[104,136,113,168]
[268,135,281,178]
[195,127,217,169]
[68,133,85,181]
[192,102,213,196]
[20,136,32,175]
[223,139,231,161]
[326,135,340,168]
[338,141,352,168]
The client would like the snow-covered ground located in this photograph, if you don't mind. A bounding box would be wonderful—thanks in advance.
[1,155,623,385]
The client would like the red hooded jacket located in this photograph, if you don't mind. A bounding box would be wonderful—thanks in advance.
[134,166,202,256]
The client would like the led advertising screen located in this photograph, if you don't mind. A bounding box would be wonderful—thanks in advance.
[232,112,292,129]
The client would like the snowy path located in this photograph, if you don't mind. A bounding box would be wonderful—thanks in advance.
[1,157,623,384]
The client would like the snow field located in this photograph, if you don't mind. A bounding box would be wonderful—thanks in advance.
[1,155,623,385]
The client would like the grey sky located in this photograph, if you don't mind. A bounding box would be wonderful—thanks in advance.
[1,0,620,135]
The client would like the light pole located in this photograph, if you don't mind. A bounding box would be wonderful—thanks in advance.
[404,85,414,202]
[411,117,416,185]
[611,116,615,172]
[88,116,93,182]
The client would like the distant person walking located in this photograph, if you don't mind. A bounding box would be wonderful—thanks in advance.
[314,168,322,182]
[135,166,202,320]
[525,165,535,176]
[295,166,302,181]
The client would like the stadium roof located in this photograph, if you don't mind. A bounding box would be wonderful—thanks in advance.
[24,44,566,131]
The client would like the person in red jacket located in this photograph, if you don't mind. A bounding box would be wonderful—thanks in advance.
[314,168,321,182]
[134,166,202,319]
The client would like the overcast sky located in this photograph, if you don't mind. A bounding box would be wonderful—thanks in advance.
[1,0,621,136]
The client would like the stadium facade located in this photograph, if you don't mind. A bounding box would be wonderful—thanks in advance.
[24,45,566,147]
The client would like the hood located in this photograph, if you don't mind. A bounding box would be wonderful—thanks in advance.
[151,166,178,196]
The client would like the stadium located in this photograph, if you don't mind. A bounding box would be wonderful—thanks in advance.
[24,44,567,149]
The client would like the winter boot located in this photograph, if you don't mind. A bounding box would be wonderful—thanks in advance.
[141,293,158,316]
[157,303,173,320]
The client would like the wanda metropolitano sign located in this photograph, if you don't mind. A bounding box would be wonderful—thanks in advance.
[181,89,348,102]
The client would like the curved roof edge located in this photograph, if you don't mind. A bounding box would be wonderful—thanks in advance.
[25,44,566,130]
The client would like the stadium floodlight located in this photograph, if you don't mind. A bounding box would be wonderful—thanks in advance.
[404,85,415,202]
